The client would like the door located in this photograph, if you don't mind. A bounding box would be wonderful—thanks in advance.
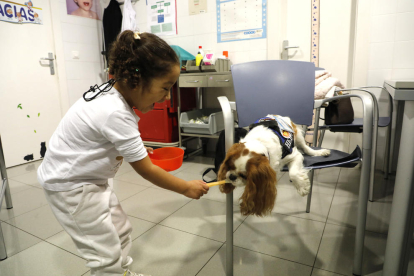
[282,0,312,62]
[0,0,62,167]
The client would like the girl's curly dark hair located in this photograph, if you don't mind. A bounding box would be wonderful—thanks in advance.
[108,30,180,91]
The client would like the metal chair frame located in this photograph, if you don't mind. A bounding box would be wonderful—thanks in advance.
[217,60,375,276]
[316,86,393,202]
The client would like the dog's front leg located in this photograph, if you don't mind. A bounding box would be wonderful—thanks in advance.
[287,154,311,196]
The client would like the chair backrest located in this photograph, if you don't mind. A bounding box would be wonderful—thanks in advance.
[231,60,315,127]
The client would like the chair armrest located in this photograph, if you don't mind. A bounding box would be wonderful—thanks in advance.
[316,93,375,150]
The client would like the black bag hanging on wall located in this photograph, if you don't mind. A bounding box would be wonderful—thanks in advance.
[202,128,248,182]
[325,98,354,125]
[103,0,123,64]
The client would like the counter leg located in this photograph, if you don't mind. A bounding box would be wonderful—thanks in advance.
[383,101,414,276]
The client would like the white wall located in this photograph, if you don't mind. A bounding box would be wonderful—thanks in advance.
[50,0,414,160]
[133,0,268,66]
[54,0,106,113]
[351,0,414,169]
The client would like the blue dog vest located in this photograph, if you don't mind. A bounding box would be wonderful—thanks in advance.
[249,115,295,159]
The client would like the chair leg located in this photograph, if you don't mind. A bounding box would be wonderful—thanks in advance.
[317,129,325,148]
[384,121,392,179]
[368,126,378,202]
[353,142,373,276]
[306,169,315,213]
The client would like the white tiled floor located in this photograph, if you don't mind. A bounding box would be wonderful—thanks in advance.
[1,156,413,276]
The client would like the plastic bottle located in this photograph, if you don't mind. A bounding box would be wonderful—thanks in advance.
[195,51,203,66]
[198,46,204,58]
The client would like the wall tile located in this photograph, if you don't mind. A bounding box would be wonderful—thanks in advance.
[65,62,80,80]
[248,50,267,62]
[372,0,397,15]
[176,0,189,18]
[177,16,195,37]
[393,40,414,68]
[395,12,414,41]
[368,42,394,70]
[249,38,267,51]
[370,14,396,43]
[397,0,414,13]
[392,68,414,79]
[367,69,393,86]
[67,79,95,106]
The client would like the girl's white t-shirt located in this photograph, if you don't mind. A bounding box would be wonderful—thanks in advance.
[37,87,148,191]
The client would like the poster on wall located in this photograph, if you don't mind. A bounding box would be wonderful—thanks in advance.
[147,0,177,36]
[216,0,267,43]
[0,0,43,24]
[66,0,101,20]
[189,0,207,15]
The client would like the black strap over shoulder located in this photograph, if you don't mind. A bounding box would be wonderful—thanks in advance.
[83,79,117,102]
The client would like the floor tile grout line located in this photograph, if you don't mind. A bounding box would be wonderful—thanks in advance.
[118,186,153,202]
[151,223,226,244]
[312,267,348,276]
[43,239,88,261]
[156,199,195,225]
[131,223,159,243]
[1,201,50,222]
[310,167,343,274]
[233,244,315,268]
[1,219,66,242]
[195,243,225,276]
[0,222,45,257]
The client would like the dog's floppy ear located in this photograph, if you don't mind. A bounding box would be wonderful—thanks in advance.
[218,143,245,194]
[239,153,277,216]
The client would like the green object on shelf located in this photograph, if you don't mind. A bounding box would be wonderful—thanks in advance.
[170,45,195,64]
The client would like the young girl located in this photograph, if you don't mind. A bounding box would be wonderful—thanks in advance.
[70,0,99,19]
[37,30,209,276]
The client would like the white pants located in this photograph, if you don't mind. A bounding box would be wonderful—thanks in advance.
[44,184,133,276]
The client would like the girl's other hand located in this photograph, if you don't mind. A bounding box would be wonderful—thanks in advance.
[183,180,209,199]
[145,146,154,154]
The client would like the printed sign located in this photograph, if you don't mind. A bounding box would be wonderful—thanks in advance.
[217,0,267,43]
[0,0,43,24]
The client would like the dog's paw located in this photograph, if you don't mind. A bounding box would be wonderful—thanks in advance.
[317,149,331,156]
[297,185,310,196]
[295,171,311,196]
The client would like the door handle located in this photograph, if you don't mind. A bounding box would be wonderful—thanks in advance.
[281,40,299,60]
[186,80,199,83]
[216,80,230,82]
[40,53,55,75]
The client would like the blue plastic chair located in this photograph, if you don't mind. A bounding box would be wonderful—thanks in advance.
[218,60,375,276]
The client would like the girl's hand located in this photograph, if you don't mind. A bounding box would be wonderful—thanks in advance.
[183,180,209,199]
[145,146,154,154]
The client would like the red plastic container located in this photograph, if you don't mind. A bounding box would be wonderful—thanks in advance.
[134,84,196,143]
[149,147,184,171]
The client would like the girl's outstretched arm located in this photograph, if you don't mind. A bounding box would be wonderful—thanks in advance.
[129,157,209,199]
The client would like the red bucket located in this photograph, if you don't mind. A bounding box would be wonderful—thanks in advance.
[149,147,184,172]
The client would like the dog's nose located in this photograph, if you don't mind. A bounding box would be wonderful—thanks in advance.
[229,174,237,181]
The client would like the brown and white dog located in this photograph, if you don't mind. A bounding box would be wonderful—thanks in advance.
[218,115,330,217]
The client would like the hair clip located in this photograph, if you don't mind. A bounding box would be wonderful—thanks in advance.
[134,31,141,40]
[136,69,139,72]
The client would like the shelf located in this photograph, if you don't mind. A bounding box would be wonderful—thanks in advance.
[180,132,221,138]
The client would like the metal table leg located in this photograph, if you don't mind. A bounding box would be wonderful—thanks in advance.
[383,101,414,276]
[0,137,12,261]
